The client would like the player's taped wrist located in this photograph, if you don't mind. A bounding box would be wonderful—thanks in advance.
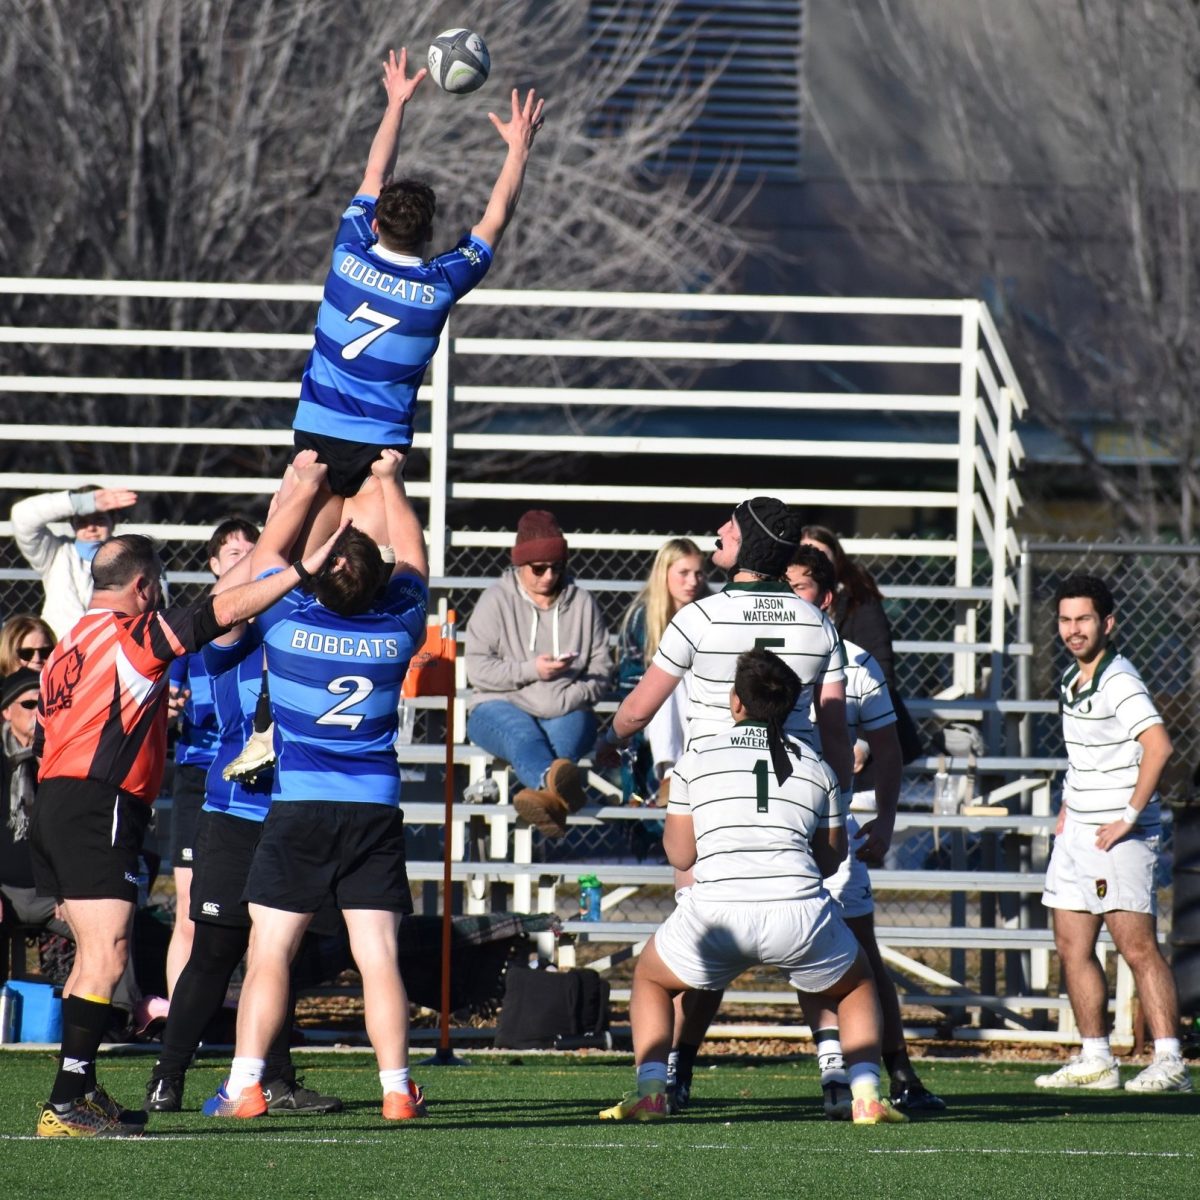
[1121,803,1140,825]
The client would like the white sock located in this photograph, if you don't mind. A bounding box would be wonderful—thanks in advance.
[379,1067,411,1096]
[1154,1038,1181,1059]
[848,1061,881,1102]
[814,1029,846,1084]
[226,1057,265,1094]
[1081,1037,1111,1061]
[636,1062,669,1092]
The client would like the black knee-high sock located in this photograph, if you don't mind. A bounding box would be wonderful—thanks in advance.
[263,978,297,1085]
[254,665,271,733]
[50,995,112,1104]
[152,922,249,1081]
[674,1040,702,1086]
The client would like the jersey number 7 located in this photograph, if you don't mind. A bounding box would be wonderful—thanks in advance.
[342,302,400,360]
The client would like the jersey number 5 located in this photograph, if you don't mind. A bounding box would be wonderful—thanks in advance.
[341,302,399,360]
[316,675,374,730]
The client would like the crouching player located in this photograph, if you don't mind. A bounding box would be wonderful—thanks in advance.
[600,650,906,1125]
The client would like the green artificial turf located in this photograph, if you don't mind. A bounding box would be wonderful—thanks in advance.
[0,1050,1196,1199]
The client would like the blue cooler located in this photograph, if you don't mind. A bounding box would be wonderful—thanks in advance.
[6,980,63,1043]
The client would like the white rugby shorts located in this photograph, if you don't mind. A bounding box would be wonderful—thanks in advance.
[823,814,874,919]
[1042,817,1158,915]
[654,887,860,993]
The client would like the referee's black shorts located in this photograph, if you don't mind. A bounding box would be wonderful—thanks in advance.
[29,778,150,903]
[190,808,262,929]
[245,801,412,915]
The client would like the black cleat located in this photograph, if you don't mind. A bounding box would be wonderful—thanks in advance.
[666,1079,691,1115]
[262,1078,344,1115]
[144,1076,183,1113]
[890,1082,947,1112]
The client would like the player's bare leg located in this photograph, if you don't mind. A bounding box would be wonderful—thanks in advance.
[804,949,905,1124]
[165,868,194,997]
[204,906,312,1117]
[343,475,389,546]
[668,986,722,1112]
[343,909,409,1070]
[1105,910,1179,1040]
[60,898,135,1001]
[601,936,685,1120]
[1107,909,1193,1092]
[1034,908,1121,1089]
[1051,908,1108,1038]
[798,993,852,1117]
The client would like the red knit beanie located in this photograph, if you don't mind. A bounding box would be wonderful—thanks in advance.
[512,510,568,567]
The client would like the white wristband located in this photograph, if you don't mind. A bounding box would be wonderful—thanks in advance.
[1121,804,1139,825]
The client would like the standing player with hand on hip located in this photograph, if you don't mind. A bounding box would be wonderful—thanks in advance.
[1036,574,1190,1094]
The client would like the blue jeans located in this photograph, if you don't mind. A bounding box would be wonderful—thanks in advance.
[466,702,597,791]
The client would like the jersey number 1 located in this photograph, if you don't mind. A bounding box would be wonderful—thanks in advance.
[342,302,400,360]
[752,759,770,813]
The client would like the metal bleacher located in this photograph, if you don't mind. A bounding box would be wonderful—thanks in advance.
[0,279,1096,1045]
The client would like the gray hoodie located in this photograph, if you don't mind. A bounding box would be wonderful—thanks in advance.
[465,568,612,718]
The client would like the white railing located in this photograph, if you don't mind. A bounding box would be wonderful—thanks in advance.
[0,279,1024,574]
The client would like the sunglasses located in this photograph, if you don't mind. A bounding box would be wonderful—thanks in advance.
[525,562,563,576]
[16,646,51,662]
[15,698,37,710]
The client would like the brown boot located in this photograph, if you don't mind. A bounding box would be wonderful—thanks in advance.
[546,758,587,813]
[514,788,569,837]
[653,775,671,807]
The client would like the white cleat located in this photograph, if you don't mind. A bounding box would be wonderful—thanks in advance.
[1124,1054,1194,1094]
[1034,1055,1120,1090]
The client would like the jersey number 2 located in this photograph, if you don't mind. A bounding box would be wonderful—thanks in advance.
[341,302,399,360]
[316,675,374,730]
[752,759,770,813]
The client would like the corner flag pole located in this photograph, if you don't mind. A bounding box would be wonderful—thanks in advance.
[431,609,465,1065]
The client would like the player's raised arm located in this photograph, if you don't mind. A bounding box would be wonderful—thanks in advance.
[358,48,428,199]
[472,87,546,250]
[250,451,330,576]
[370,449,429,583]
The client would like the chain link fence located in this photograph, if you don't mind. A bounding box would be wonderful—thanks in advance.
[9,528,1184,1002]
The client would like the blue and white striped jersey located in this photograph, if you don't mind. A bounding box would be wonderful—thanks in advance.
[170,651,220,768]
[293,194,493,446]
[200,626,273,823]
[255,570,429,805]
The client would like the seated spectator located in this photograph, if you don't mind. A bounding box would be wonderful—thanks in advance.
[465,511,611,837]
[0,669,141,1028]
[616,538,707,806]
[0,615,56,676]
[11,486,138,638]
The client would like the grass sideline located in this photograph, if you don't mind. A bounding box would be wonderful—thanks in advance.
[0,1050,1197,1199]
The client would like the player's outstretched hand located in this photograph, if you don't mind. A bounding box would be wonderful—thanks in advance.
[94,487,138,512]
[370,448,408,481]
[854,816,894,867]
[488,88,546,152]
[383,47,426,106]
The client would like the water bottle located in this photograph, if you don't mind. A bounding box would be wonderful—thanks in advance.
[578,874,602,922]
[0,985,19,1044]
[932,765,958,817]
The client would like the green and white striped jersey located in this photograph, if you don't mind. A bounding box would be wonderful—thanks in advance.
[668,721,843,902]
[652,581,845,750]
[1059,649,1163,827]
